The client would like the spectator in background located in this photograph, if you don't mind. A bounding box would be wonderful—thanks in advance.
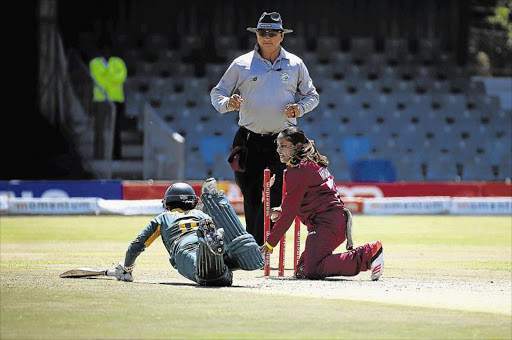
[89,55,127,160]
[210,12,319,245]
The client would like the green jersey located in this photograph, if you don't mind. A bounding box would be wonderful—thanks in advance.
[124,208,211,267]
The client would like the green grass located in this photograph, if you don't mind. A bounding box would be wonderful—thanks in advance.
[1,215,511,339]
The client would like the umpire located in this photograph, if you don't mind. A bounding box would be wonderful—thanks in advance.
[210,12,319,245]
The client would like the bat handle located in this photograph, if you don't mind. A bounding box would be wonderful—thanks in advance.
[106,269,117,277]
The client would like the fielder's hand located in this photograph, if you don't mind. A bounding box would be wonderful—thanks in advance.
[260,243,273,256]
[228,94,244,111]
[270,207,282,222]
[285,103,299,118]
[114,261,134,282]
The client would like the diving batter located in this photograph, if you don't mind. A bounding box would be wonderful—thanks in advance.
[114,179,265,286]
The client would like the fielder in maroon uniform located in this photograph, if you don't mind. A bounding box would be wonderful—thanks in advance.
[260,126,384,280]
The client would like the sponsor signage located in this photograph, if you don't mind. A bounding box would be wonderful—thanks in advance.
[123,181,512,200]
[364,197,452,215]
[7,198,98,215]
[0,180,123,199]
[450,197,512,215]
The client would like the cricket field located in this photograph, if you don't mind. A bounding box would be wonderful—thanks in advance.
[1,215,511,339]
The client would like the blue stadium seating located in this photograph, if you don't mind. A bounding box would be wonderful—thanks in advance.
[350,159,397,182]
[117,29,508,182]
[341,136,371,165]
[199,136,230,168]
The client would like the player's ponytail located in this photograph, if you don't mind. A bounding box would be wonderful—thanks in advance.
[277,126,329,168]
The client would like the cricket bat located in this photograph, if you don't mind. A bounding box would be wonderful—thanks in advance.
[59,267,116,278]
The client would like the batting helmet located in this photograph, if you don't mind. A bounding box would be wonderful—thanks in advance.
[162,183,199,210]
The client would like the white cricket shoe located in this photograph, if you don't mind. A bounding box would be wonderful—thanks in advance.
[202,178,218,195]
[197,219,224,256]
[370,240,383,281]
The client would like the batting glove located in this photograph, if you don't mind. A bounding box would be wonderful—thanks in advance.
[114,261,134,282]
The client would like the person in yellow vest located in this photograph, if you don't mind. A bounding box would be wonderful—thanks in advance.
[89,56,127,160]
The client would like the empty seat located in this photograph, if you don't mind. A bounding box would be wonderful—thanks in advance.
[384,38,408,58]
[326,152,351,181]
[311,64,332,80]
[214,36,238,56]
[351,37,374,56]
[157,49,181,63]
[425,153,459,181]
[135,61,158,77]
[439,94,466,115]
[180,35,203,54]
[185,155,208,180]
[418,38,441,59]
[283,35,306,53]
[341,136,371,165]
[199,136,230,167]
[147,33,169,51]
[496,161,512,180]
[350,159,396,182]
[205,63,227,81]
[329,51,351,68]
[317,36,340,54]
[212,154,234,180]
[462,156,495,181]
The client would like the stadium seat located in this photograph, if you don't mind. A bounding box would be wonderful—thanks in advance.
[425,153,459,181]
[212,153,234,180]
[329,51,351,68]
[326,151,351,181]
[350,159,397,182]
[146,33,169,52]
[466,80,486,95]
[157,49,181,63]
[135,60,158,77]
[497,161,512,181]
[199,136,230,168]
[341,136,371,165]
[205,63,228,82]
[214,35,238,57]
[180,35,203,55]
[384,38,408,58]
[317,36,341,54]
[462,156,495,181]
[283,35,306,54]
[351,37,374,56]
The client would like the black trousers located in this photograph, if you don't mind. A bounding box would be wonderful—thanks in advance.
[232,127,286,246]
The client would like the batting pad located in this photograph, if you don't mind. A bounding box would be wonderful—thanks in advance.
[201,193,246,244]
[195,243,232,287]
[201,192,264,271]
[228,234,265,270]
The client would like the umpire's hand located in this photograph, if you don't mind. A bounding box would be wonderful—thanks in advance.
[228,94,244,111]
[285,103,300,118]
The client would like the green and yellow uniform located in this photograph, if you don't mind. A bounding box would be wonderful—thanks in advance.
[124,208,212,283]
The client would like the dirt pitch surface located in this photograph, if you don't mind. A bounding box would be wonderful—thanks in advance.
[127,268,511,316]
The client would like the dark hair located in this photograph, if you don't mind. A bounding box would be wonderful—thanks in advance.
[277,126,329,167]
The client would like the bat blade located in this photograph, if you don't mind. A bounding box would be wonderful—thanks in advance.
[59,267,110,278]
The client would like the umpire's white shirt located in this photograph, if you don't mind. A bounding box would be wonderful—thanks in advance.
[210,45,319,134]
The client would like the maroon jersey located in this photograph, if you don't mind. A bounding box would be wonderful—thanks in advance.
[267,161,344,247]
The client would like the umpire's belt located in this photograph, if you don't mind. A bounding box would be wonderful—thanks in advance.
[241,126,278,141]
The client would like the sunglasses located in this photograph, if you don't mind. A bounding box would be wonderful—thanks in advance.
[257,29,281,38]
